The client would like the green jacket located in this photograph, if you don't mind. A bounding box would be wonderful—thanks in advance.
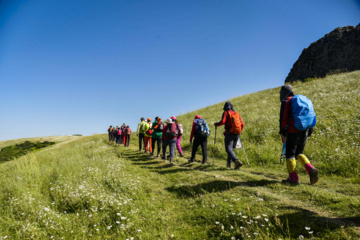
[137,121,147,134]
[151,121,163,138]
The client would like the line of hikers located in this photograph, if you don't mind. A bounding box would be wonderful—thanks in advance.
[107,85,319,186]
[107,124,132,147]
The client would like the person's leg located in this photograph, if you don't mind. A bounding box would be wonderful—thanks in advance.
[284,132,299,184]
[162,139,169,159]
[144,136,148,152]
[169,139,177,162]
[200,137,208,164]
[151,137,156,154]
[190,137,200,162]
[138,133,144,150]
[176,136,183,156]
[149,137,152,153]
[295,131,318,184]
[127,135,130,147]
[157,138,162,157]
[122,135,126,146]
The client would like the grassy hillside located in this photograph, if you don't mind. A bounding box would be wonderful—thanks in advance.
[0,71,359,239]
[176,70,360,179]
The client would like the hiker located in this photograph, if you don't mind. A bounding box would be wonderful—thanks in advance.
[161,118,181,163]
[214,101,244,170]
[151,117,163,157]
[110,127,116,143]
[144,118,153,153]
[136,117,146,151]
[279,85,319,185]
[107,125,113,142]
[189,115,210,164]
[125,126,131,147]
[173,117,184,157]
[115,126,121,146]
[121,124,127,147]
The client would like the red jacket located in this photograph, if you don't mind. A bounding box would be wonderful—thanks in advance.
[215,110,244,135]
[281,96,300,134]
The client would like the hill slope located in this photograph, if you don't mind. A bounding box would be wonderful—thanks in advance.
[0,72,359,239]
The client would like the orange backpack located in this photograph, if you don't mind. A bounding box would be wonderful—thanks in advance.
[228,110,243,134]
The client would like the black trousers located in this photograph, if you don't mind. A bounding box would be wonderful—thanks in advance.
[286,131,308,159]
[152,137,162,155]
[191,136,208,163]
[126,135,130,147]
[138,133,145,150]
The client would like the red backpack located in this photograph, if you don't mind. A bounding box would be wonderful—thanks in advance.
[165,123,179,138]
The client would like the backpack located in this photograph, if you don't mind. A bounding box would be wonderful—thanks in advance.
[140,122,146,132]
[178,123,183,136]
[156,122,164,132]
[165,123,179,138]
[117,129,122,135]
[195,119,210,138]
[228,110,243,134]
[145,123,153,135]
[126,128,131,135]
[291,95,317,131]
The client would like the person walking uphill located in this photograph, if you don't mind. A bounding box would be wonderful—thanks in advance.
[136,117,147,151]
[173,117,184,157]
[279,85,319,185]
[121,124,127,147]
[125,126,131,147]
[214,101,244,170]
[162,118,181,163]
[107,125,113,142]
[151,117,163,158]
[144,118,153,153]
[189,115,210,164]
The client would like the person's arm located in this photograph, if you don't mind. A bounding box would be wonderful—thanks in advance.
[137,123,141,135]
[280,100,291,143]
[189,122,196,143]
[215,112,227,127]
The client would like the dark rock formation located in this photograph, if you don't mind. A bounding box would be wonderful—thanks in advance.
[285,24,360,83]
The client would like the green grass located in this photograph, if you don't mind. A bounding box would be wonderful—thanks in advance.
[0,71,359,239]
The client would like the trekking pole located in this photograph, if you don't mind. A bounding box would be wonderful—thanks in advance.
[239,136,250,166]
[280,142,286,164]
[213,126,217,166]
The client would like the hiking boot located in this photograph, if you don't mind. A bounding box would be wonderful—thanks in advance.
[180,153,184,157]
[188,159,194,163]
[282,178,300,186]
[161,155,167,160]
[234,160,243,170]
[310,167,319,185]
[226,163,232,169]
[202,161,207,165]
[169,158,173,163]
[150,152,154,156]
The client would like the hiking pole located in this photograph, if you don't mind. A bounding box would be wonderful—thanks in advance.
[213,126,217,166]
[239,136,250,166]
[280,142,286,164]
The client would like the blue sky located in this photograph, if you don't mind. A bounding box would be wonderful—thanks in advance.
[0,0,359,141]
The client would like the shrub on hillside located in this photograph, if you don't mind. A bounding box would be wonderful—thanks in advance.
[0,141,55,162]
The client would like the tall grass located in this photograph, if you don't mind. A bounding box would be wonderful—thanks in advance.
[176,71,360,178]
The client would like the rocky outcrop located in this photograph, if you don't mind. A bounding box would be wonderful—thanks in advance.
[285,24,360,83]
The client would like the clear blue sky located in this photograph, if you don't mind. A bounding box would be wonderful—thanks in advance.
[1,0,359,141]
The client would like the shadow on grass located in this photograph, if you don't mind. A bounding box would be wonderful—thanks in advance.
[166,179,278,198]
[275,206,360,238]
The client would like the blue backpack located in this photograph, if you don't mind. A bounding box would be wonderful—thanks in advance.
[291,95,317,131]
[195,119,210,138]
